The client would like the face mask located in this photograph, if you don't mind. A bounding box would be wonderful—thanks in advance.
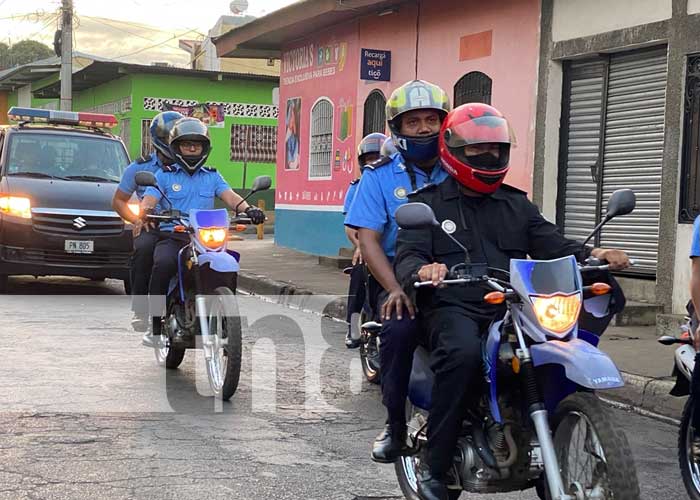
[466,152,502,170]
[395,133,439,163]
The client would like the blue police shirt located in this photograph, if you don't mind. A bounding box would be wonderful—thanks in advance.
[691,216,700,257]
[344,153,449,258]
[343,180,359,215]
[144,164,231,231]
[117,152,162,200]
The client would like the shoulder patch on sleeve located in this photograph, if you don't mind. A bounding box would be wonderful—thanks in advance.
[136,155,151,164]
[349,178,360,185]
[363,156,392,170]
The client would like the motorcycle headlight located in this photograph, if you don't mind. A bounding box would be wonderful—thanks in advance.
[127,203,140,217]
[0,195,31,219]
[198,227,228,249]
[530,292,581,335]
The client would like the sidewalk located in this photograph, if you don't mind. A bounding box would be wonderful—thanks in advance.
[230,237,685,420]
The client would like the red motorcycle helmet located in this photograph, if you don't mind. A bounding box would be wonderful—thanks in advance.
[438,103,515,194]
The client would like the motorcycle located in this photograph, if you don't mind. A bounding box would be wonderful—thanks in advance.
[134,171,271,401]
[392,188,641,500]
[658,302,699,499]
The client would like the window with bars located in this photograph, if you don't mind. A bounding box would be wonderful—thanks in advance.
[454,71,492,107]
[309,99,334,179]
[230,124,278,163]
[140,119,153,157]
[681,54,700,222]
[363,90,386,136]
[119,118,131,152]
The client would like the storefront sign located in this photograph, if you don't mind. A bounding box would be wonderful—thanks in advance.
[360,48,391,81]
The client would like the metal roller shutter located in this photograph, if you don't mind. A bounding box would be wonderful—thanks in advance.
[599,48,667,272]
[560,61,606,243]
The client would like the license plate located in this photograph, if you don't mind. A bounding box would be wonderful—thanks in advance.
[65,240,94,254]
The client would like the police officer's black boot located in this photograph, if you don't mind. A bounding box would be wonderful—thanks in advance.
[371,422,410,463]
[417,464,449,500]
[345,329,360,349]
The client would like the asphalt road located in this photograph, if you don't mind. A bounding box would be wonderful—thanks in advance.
[0,276,689,499]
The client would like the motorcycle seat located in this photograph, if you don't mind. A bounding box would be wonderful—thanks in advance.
[361,321,382,334]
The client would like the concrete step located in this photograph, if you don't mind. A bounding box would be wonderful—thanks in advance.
[613,301,664,327]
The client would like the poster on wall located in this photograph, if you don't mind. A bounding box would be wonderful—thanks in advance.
[360,48,391,81]
[163,102,225,128]
[285,97,302,171]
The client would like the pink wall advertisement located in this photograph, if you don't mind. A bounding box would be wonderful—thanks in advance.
[276,23,360,209]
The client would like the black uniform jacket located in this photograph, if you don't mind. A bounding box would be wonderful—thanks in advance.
[394,176,589,319]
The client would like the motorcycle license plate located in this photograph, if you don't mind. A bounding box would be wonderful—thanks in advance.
[65,240,94,254]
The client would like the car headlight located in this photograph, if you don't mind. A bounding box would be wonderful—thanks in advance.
[531,293,581,335]
[198,227,228,249]
[0,195,31,219]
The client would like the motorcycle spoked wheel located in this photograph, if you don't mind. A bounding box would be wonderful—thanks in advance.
[203,286,242,401]
[394,403,462,500]
[679,398,700,500]
[542,392,640,500]
[154,306,186,369]
[358,310,381,384]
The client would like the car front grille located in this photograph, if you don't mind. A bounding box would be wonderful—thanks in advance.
[5,246,131,268]
[31,209,125,237]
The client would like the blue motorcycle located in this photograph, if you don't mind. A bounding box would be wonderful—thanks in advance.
[393,189,640,500]
[135,172,271,401]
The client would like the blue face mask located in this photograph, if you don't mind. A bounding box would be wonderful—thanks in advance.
[394,133,439,163]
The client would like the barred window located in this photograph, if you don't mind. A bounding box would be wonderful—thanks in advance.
[141,119,152,157]
[309,98,333,179]
[119,118,131,152]
[363,90,386,136]
[454,71,492,107]
[230,124,278,163]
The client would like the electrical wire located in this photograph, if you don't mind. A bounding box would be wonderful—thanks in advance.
[77,15,156,42]
[112,27,201,60]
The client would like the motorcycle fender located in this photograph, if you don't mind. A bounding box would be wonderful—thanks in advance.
[530,338,624,389]
[670,345,695,397]
[197,251,240,273]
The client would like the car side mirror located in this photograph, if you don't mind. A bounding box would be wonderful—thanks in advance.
[250,175,272,193]
[395,202,439,230]
[606,189,636,220]
[134,171,157,187]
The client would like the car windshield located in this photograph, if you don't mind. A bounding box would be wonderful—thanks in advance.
[5,133,128,182]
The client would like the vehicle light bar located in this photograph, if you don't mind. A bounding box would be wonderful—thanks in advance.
[7,106,118,129]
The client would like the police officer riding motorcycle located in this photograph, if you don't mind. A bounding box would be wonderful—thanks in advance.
[344,79,451,464]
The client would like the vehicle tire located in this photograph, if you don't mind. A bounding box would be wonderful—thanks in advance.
[551,392,640,500]
[358,310,381,384]
[154,316,185,369]
[0,275,7,293]
[123,277,132,295]
[205,287,242,401]
[679,398,700,500]
[395,403,462,500]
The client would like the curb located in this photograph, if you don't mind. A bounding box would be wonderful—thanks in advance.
[237,271,685,421]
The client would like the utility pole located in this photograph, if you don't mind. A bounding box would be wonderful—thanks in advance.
[60,0,73,111]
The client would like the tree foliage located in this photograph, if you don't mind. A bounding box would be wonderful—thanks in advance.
[3,40,53,69]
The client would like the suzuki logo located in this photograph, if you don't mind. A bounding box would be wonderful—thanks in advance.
[73,217,87,230]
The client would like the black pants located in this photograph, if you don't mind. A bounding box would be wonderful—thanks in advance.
[422,307,488,477]
[379,290,421,424]
[345,263,367,331]
[148,237,188,317]
[130,230,160,316]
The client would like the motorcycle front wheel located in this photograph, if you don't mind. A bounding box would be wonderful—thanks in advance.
[679,398,700,499]
[204,286,242,401]
[358,310,381,384]
[549,392,640,500]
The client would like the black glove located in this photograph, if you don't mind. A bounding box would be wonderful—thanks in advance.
[245,206,266,225]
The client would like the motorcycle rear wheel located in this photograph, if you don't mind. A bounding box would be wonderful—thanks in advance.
[679,398,700,500]
[550,392,640,500]
[358,310,381,384]
[204,287,242,401]
[154,316,186,369]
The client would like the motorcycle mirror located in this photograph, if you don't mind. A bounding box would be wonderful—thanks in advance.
[395,202,439,230]
[606,189,636,219]
[250,175,272,193]
[134,171,157,187]
[657,335,680,346]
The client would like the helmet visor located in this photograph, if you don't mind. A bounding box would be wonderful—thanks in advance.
[443,115,516,148]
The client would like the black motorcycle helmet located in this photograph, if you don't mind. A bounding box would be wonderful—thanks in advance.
[168,117,212,173]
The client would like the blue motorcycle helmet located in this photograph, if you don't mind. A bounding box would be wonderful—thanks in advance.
[386,80,451,163]
[150,111,184,161]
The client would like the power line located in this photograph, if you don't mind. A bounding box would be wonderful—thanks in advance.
[112,27,200,60]
[79,14,205,38]
[77,15,156,42]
